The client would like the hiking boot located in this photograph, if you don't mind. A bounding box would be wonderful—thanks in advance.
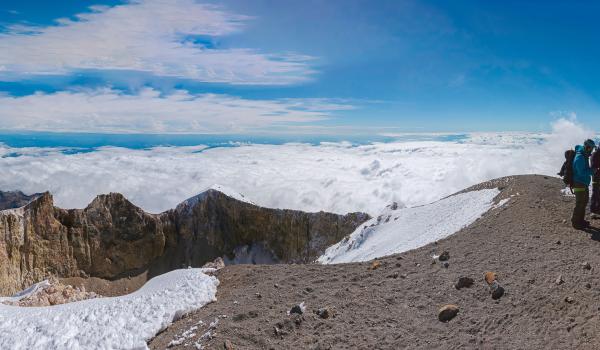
[573,221,589,230]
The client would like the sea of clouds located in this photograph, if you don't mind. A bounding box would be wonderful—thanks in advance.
[0,119,594,216]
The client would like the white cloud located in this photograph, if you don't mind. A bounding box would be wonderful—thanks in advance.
[0,88,353,133]
[0,0,314,84]
[0,119,593,215]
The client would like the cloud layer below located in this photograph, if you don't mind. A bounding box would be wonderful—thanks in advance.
[0,119,592,215]
[0,0,313,84]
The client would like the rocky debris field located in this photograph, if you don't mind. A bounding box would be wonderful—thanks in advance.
[2,277,100,307]
[149,175,600,349]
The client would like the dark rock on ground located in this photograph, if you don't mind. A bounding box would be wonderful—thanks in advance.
[490,281,505,300]
[438,251,450,261]
[455,276,474,290]
[316,307,333,319]
[438,304,459,322]
[290,303,305,315]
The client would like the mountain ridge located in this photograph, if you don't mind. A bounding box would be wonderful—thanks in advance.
[0,187,369,295]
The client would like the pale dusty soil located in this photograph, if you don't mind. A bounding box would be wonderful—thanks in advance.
[61,272,149,297]
[146,175,600,350]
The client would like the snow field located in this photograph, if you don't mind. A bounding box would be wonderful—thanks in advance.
[0,269,219,350]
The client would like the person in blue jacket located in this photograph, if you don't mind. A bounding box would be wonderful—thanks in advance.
[572,139,596,229]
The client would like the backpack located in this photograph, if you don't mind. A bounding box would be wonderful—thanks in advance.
[591,149,600,170]
[558,149,576,188]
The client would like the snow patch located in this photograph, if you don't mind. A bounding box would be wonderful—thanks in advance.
[493,197,510,210]
[561,187,575,197]
[0,269,219,350]
[318,188,501,264]
[0,280,51,303]
[0,206,24,216]
[209,184,255,205]
[176,183,255,214]
[167,325,198,347]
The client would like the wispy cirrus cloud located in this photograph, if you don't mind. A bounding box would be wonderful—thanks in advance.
[0,88,353,133]
[0,0,314,85]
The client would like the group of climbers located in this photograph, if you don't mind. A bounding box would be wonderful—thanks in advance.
[559,139,600,230]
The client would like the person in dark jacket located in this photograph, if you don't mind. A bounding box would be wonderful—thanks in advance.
[590,147,600,214]
[571,139,596,229]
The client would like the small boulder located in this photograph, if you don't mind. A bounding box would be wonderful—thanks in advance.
[369,260,381,270]
[316,307,333,319]
[203,257,226,270]
[290,302,306,315]
[224,340,234,350]
[556,275,564,285]
[484,272,497,285]
[565,296,574,304]
[438,251,450,261]
[455,277,474,290]
[387,272,399,279]
[490,281,505,300]
[438,304,459,322]
[582,262,592,270]
[47,295,60,306]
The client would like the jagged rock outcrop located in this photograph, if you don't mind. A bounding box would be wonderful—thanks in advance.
[0,189,368,295]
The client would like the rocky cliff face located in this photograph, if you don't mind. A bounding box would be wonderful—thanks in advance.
[0,190,368,295]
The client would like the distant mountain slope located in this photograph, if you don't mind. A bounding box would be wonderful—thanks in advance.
[0,191,42,211]
[0,187,368,295]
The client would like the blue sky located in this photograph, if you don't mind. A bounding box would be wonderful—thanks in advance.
[0,0,599,135]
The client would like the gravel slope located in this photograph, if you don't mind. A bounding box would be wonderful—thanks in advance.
[149,175,600,350]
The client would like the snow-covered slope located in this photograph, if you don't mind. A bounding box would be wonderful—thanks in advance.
[0,269,218,350]
[318,188,502,264]
[209,184,255,205]
[176,183,256,214]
